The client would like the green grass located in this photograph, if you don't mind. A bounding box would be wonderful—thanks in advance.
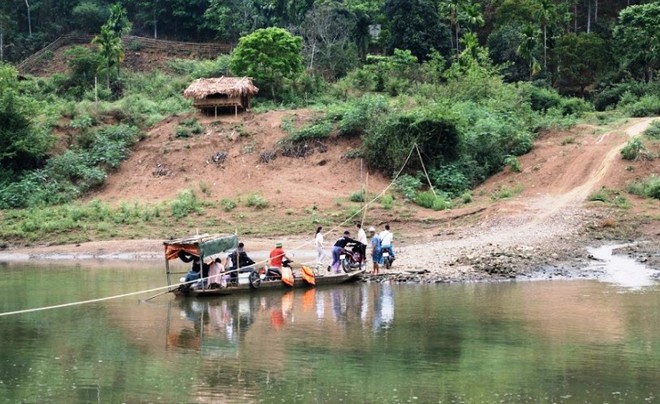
[627,175,660,199]
[490,184,523,201]
[588,187,631,208]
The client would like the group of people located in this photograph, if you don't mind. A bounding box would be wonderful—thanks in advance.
[181,241,295,289]
[315,223,395,275]
[180,224,394,289]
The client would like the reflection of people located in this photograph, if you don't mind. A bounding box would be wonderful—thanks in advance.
[315,226,326,269]
[269,242,291,268]
[331,231,358,273]
[369,227,382,275]
[379,224,395,260]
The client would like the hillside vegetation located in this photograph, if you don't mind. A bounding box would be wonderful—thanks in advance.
[0,1,658,246]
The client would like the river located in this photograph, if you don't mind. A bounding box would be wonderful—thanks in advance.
[0,259,658,403]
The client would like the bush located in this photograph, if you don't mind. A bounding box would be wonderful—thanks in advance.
[380,194,394,209]
[624,95,660,117]
[627,175,660,199]
[504,155,523,172]
[394,174,422,200]
[221,198,237,212]
[415,191,451,210]
[620,138,645,160]
[644,120,660,139]
[171,190,202,219]
[349,190,365,202]
[246,193,269,209]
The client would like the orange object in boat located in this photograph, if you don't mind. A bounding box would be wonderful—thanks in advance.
[281,266,294,286]
[301,265,316,286]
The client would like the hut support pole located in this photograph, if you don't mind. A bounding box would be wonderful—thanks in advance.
[165,255,171,288]
[214,106,217,119]
[234,105,237,117]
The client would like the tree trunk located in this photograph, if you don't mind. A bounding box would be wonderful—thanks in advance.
[574,4,577,33]
[543,25,547,72]
[0,19,3,61]
[25,0,31,36]
[594,0,598,22]
[586,0,591,33]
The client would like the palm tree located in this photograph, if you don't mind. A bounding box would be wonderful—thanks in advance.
[517,24,541,79]
[534,0,555,72]
[93,26,124,89]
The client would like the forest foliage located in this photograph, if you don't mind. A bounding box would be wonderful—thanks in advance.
[0,0,658,211]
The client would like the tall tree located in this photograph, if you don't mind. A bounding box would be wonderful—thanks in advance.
[517,23,541,79]
[533,0,556,72]
[230,27,303,99]
[384,0,451,61]
[613,3,660,82]
[297,4,358,79]
[554,32,610,94]
[93,3,129,89]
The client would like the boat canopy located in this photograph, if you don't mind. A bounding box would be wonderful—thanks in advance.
[164,234,238,261]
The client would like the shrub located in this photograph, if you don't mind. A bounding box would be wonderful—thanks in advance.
[415,191,451,210]
[246,193,269,209]
[380,194,394,209]
[620,138,644,160]
[350,190,365,203]
[504,155,523,172]
[395,174,422,200]
[171,190,202,219]
[221,198,236,212]
[624,95,660,117]
[627,175,660,199]
[561,136,575,145]
[644,120,660,139]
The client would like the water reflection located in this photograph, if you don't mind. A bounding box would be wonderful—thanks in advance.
[168,284,398,356]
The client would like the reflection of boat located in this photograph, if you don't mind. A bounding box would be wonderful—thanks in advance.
[164,234,365,297]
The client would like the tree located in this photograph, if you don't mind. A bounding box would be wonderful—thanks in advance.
[0,64,53,177]
[613,3,660,82]
[554,32,610,95]
[533,0,556,72]
[93,4,130,90]
[517,23,541,79]
[230,27,303,99]
[297,4,358,79]
[383,0,451,61]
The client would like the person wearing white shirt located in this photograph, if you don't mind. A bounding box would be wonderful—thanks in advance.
[315,226,326,269]
[379,224,395,259]
[356,223,368,268]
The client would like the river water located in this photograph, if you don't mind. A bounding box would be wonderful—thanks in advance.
[0,259,658,403]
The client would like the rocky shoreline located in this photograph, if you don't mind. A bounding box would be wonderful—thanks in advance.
[360,238,660,284]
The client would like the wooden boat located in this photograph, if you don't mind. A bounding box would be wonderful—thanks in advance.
[164,234,365,298]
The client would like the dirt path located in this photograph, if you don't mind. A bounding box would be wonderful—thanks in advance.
[2,118,658,280]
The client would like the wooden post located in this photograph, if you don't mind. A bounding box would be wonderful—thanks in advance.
[234,105,237,118]
[165,251,171,288]
[214,106,217,119]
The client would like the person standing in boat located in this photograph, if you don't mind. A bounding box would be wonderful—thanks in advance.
[315,226,326,270]
[331,231,358,273]
[228,242,256,284]
[356,223,368,268]
[207,257,225,288]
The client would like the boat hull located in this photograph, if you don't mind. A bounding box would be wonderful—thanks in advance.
[172,269,365,297]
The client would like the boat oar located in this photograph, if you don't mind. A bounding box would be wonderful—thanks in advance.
[141,289,172,302]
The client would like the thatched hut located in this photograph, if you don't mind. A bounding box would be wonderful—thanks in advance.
[183,76,259,117]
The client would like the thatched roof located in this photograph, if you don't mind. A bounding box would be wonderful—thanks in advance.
[183,76,259,99]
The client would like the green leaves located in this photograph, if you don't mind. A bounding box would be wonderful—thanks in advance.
[230,27,303,99]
